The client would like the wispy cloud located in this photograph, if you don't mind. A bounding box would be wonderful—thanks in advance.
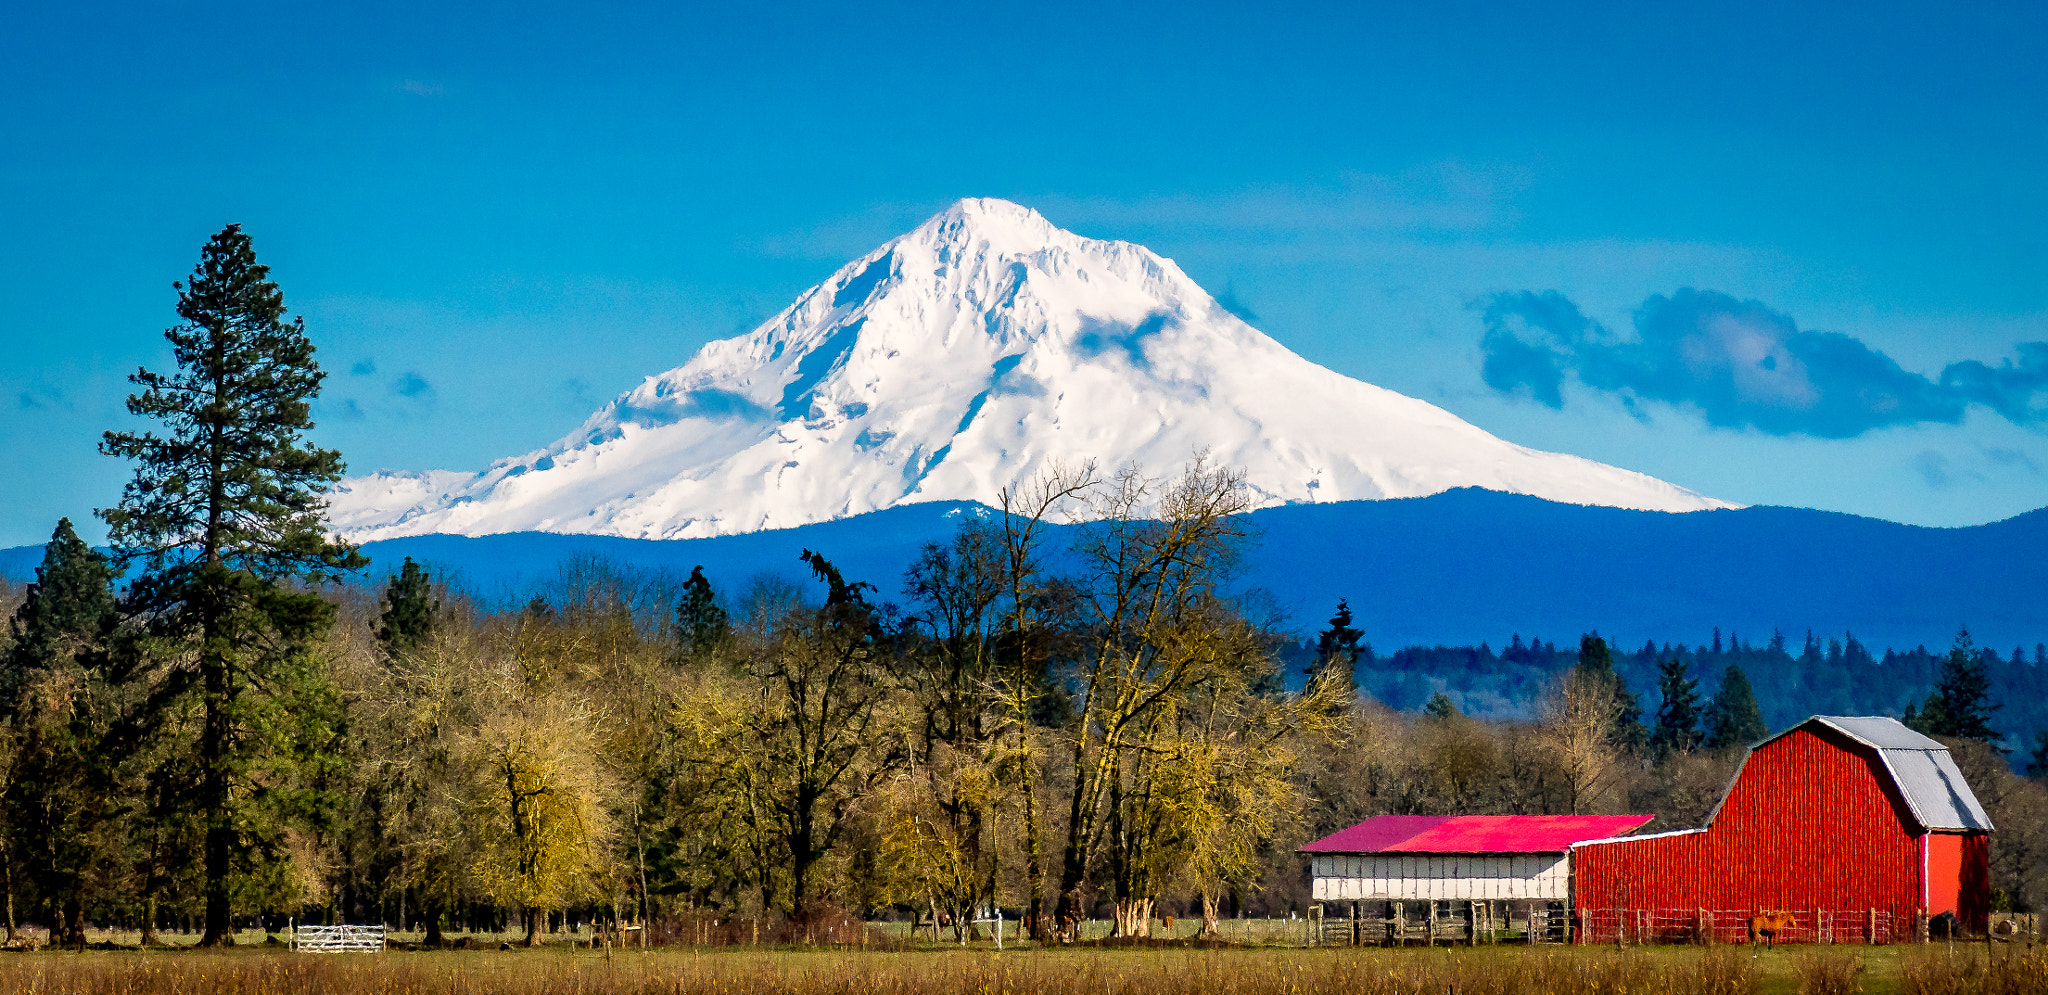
[393,372,436,400]
[1479,288,2048,437]
[350,358,377,376]
[16,384,74,412]
[757,165,1530,261]
[1914,451,1955,488]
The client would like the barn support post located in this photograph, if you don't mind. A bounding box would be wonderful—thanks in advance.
[1392,902,1405,946]
[1350,901,1360,947]
[1868,909,1876,945]
[1425,901,1435,947]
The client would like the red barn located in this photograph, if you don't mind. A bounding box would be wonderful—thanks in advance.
[1572,716,1993,943]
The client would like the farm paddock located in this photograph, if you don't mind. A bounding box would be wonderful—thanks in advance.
[1,944,2045,995]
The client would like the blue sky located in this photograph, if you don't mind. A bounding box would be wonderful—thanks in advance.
[4,0,2046,547]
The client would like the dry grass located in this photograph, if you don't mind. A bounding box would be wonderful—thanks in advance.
[1897,944,2048,995]
[0,946,1783,995]
[1795,949,1864,995]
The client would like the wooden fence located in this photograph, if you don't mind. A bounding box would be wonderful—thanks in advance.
[292,924,386,952]
[1574,908,1898,945]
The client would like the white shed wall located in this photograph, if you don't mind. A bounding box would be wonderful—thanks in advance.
[1309,853,1570,901]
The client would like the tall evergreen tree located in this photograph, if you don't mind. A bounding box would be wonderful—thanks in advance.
[1927,625,1999,742]
[98,224,364,946]
[674,565,729,660]
[1304,599,1363,695]
[1649,655,1703,757]
[2,520,117,709]
[376,557,437,658]
[2,519,120,944]
[1703,663,1768,750]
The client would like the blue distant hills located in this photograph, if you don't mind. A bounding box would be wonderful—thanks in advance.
[9,488,2044,655]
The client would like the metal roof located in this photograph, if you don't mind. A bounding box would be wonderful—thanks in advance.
[1795,715,1945,752]
[1299,815,1655,854]
[1711,715,1994,833]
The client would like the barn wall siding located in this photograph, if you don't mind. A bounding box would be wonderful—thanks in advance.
[1573,727,1956,929]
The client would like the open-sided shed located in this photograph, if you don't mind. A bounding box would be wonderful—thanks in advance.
[1571,716,1993,943]
[1302,815,1653,943]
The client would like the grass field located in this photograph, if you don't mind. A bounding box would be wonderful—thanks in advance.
[0,943,2043,995]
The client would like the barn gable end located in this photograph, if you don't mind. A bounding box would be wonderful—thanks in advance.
[1571,715,1992,940]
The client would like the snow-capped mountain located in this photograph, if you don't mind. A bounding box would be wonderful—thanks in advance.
[327,198,1733,541]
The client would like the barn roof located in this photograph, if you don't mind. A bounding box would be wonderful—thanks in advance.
[1712,715,1994,833]
[1299,815,1655,854]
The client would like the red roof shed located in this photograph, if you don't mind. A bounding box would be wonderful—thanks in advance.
[1571,716,1992,942]
[1302,815,1653,903]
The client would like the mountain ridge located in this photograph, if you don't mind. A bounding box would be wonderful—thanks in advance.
[12,488,2047,656]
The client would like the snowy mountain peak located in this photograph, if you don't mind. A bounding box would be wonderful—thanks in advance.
[327,200,1735,541]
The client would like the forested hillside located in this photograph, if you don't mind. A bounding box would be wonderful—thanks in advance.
[1328,628,2048,750]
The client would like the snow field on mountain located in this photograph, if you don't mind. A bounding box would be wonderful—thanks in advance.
[328,198,1733,541]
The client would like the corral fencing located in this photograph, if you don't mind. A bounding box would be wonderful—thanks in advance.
[292,923,386,952]
[1313,901,1569,946]
[1575,908,1898,945]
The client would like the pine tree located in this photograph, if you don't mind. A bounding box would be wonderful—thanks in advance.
[98,224,364,946]
[376,557,438,658]
[1704,663,1767,751]
[1,519,121,944]
[674,565,729,659]
[1424,691,1458,719]
[2,519,117,710]
[1304,599,1363,696]
[1649,656,1703,757]
[1927,625,1999,742]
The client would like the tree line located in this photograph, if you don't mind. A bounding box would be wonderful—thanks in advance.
[0,225,2043,950]
[1347,625,2048,765]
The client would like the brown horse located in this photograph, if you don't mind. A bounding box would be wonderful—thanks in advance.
[1161,915,1176,936]
[1748,912,1796,949]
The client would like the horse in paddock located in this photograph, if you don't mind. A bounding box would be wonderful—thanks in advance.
[1161,915,1176,936]
[1748,912,1796,949]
